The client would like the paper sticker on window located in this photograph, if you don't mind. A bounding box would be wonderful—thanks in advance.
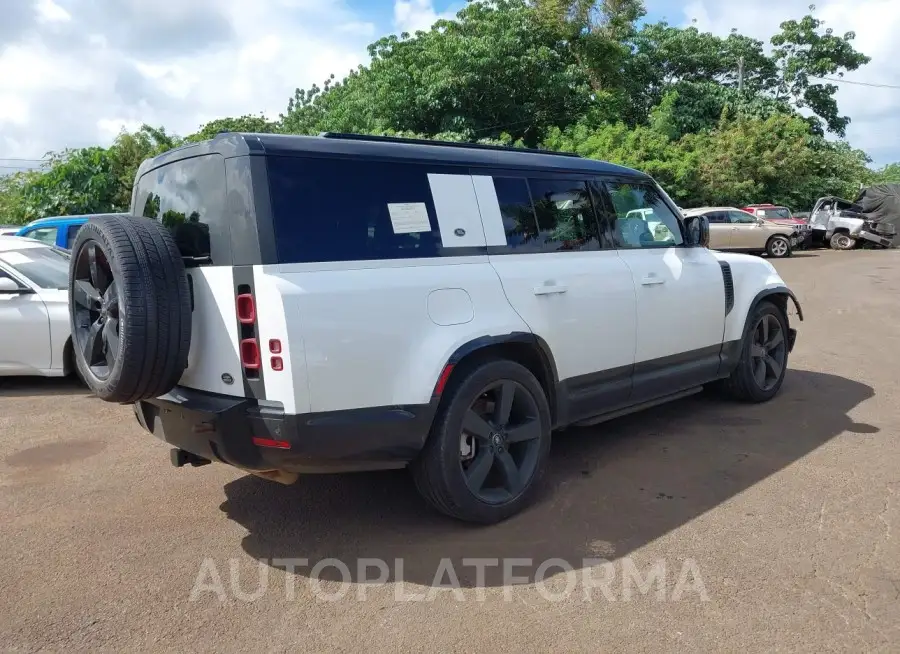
[388,203,431,234]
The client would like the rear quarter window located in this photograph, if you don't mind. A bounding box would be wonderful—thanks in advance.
[132,154,230,265]
[266,155,445,263]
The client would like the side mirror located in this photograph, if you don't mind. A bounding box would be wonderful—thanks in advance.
[0,277,30,294]
[684,215,710,248]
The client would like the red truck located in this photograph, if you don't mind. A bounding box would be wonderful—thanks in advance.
[742,204,812,249]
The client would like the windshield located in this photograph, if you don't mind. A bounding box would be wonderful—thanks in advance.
[0,246,70,289]
[759,207,792,219]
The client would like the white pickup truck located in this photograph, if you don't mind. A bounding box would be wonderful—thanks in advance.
[809,194,896,250]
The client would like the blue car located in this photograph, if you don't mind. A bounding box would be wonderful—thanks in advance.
[15,214,126,250]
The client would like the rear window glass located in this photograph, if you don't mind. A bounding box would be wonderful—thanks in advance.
[266,156,443,263]
[132,154,229,265]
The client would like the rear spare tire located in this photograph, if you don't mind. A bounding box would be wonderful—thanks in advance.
[68,215,192,404]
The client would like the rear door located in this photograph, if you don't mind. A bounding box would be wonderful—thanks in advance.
[132,154,246,399]
[728,210,765,249]
[705,211,732,248]
[475,172,638,419]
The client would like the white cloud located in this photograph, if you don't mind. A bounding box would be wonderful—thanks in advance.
[36,0,71,23]
[394,0,455,34]
[680,0,900,165]
[4,0,896,168]
[0,0,375,159]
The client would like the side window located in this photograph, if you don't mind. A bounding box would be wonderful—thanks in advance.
[66,225,82,249]
[492,177,542,253]
[527,179,601,252]
[24,227,58,246]
[705,212,727,224]
[604,181,684,248]
[133,154,227,265]
[729,211,757,224]
[266,156,442,263]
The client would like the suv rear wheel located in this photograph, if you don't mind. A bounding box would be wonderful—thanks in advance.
[68,215,192,404]
[412,359,552,524]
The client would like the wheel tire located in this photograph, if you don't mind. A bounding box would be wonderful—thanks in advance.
[722,301,790,403]
[766,235,791,258]
[68,215,192,404]
[829,233,856,250]
[411,359,552,524]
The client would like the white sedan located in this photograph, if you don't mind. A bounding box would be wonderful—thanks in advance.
[0,236,73,377]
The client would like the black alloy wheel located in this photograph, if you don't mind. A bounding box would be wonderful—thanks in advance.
[458,379,543,504]
[71,240,121,381]
[748,313,787,392]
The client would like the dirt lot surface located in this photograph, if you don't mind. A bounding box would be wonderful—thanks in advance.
[2,249,899,653]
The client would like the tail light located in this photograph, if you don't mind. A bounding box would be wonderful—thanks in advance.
[236,294,256,324]
[236,285,259,379]
[240,339,261,370]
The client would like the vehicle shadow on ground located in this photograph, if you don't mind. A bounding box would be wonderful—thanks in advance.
[0,376,90,398]
[221,369,875,587]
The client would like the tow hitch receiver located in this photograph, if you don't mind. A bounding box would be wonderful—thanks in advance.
[170,448,212,467]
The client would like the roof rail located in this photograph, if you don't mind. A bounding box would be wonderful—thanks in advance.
[318,132,582,158]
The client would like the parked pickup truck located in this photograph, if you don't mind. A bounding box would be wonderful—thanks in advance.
[809,191,897,250]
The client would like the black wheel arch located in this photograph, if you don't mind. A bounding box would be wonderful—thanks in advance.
[741,287,803,356]
[436,332,560,423]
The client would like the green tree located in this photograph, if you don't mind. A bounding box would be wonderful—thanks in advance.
[624,21,776,124]
[108,125,181,209]
[184,114,279,142]
[873,163,900,184]
[282,0,598,146]
[770,5,871,136]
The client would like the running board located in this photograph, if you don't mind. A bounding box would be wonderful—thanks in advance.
[573,387,704,428]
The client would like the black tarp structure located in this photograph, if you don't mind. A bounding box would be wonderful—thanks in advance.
[853,184,900,230]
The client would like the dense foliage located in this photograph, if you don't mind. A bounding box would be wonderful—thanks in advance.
[0,0,893,224]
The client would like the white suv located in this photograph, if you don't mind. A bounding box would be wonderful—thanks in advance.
[67,132,803,524]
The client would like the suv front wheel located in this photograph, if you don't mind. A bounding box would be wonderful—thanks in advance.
[412,359,552,524]
[722,301,790,402]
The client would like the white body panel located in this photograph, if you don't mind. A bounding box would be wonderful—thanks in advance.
[267,258,525,413]
[617,247,726,362]
[712,251,789,343]
[486,251,637,380]
[250,266,307,414]
[178,267,243,396]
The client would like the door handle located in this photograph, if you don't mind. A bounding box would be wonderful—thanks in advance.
[533,283,568,296]
[641,275,665,286]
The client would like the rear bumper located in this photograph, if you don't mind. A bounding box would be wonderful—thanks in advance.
[133,387,438,474]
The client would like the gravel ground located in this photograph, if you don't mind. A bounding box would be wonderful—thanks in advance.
[1,249,898,653]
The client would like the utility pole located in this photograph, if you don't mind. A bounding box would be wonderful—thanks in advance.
[738,56,745,93]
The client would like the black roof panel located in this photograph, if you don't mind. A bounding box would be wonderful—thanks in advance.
[135,132,649,180]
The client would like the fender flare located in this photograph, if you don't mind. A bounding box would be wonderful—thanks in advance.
[444,332,560,387]
[751,286,803,322]
[741,286,803,354]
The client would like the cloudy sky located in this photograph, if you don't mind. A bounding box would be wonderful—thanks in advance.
[1,0,899,174]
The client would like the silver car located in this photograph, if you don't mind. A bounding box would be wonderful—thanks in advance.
[682,207,798,258]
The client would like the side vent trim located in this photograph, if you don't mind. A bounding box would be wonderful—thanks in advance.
[719,261,735,316]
